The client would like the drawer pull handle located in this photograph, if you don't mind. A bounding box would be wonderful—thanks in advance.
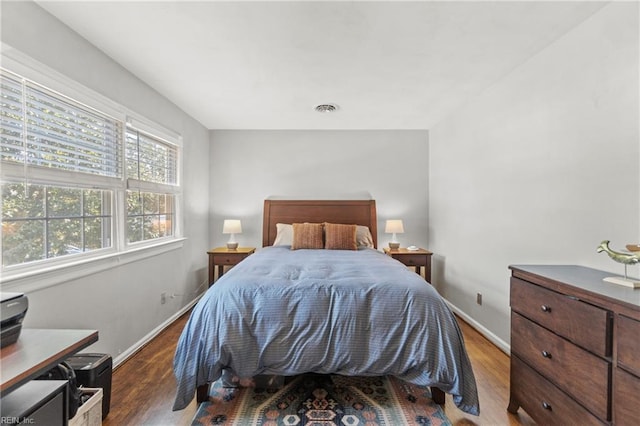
[542,401,552,411]
[541,351,552,359]
[541,305,551,313]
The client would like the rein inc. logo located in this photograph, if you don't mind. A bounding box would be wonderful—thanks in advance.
[1,417,35,424]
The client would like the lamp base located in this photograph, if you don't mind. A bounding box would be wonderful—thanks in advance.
[388,242,400,250]
[603,276,640,288]
[226,242,238,250]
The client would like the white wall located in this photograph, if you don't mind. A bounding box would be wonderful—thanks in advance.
[1,2,210,363]
[429,2,639,348]
[209,130,429,250]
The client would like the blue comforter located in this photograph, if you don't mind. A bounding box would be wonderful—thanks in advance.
[173,246,479,415]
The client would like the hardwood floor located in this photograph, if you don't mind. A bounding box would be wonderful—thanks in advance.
[444,319,535,426]
[102,313,197,426]
[103,312,535,425]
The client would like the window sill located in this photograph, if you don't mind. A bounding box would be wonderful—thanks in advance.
[0,238,186,293]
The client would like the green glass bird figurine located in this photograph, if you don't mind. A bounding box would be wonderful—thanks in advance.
[597,240,640,265]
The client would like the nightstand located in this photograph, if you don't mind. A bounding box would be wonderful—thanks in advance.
[207,247,255,286]
[383,247,433,283]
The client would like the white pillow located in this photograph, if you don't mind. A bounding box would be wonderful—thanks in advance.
[273,223,293,246]
[356,225,375,248]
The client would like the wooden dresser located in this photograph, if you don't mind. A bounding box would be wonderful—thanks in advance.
[508,265,640,425]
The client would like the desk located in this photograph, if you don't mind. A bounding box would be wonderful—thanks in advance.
[1,329,98,396]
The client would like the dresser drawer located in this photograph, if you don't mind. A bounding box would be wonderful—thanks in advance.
[391,254,425,266]
[617,314,640,377]
[510,355,603,426]
[614,367,640,425]
[511,277,610,357]
[213,254,245,265]
[511,312,610,421]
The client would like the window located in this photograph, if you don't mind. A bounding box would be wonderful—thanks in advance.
[126,192,174,243]
[1,68,181,276]
[2,183,112,266]
[125,128,178,243]
[126,129,177,186]
[124,127,181,246]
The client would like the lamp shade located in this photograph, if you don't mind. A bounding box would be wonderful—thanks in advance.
[222,219,242,234]
[384,220,404,234]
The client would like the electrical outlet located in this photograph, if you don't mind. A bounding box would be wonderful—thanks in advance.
[161,292,167,304]
[476,293,482,305]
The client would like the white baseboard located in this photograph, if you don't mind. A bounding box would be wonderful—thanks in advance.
[112,297,201,368]
[445,301,511,355]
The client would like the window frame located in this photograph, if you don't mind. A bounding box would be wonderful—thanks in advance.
[0,52,184,291]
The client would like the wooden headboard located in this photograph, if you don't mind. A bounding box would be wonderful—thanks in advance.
[262,199,377,248]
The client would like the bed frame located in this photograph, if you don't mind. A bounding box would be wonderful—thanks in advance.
[197,199,446,406]
[262,199,378,248]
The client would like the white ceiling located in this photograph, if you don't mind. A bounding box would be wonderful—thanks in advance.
[36,1,606,130]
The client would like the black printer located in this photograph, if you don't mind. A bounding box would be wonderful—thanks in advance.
[1,292,28,348]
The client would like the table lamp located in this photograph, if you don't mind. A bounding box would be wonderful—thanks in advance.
[385,219,404,250]
[223,219,242,250]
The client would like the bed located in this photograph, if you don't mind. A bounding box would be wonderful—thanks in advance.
[173,199,480,415]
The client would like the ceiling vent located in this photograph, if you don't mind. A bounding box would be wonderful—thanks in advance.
[314,104,338,113]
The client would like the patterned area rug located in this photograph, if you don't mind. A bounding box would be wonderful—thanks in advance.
[191,373,452,425]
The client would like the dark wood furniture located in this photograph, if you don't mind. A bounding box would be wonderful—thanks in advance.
[207,247,255,285]
[508,265,640,425]
[383,247,433,282]
[262,199,378,248]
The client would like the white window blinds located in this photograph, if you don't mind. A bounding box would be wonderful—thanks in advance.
[0,72,24,163]
[126,127,178,192]
[1,70,122,181]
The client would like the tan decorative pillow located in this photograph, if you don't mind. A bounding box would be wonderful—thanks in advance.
[291,223,324,250]
[324,223,357,250]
